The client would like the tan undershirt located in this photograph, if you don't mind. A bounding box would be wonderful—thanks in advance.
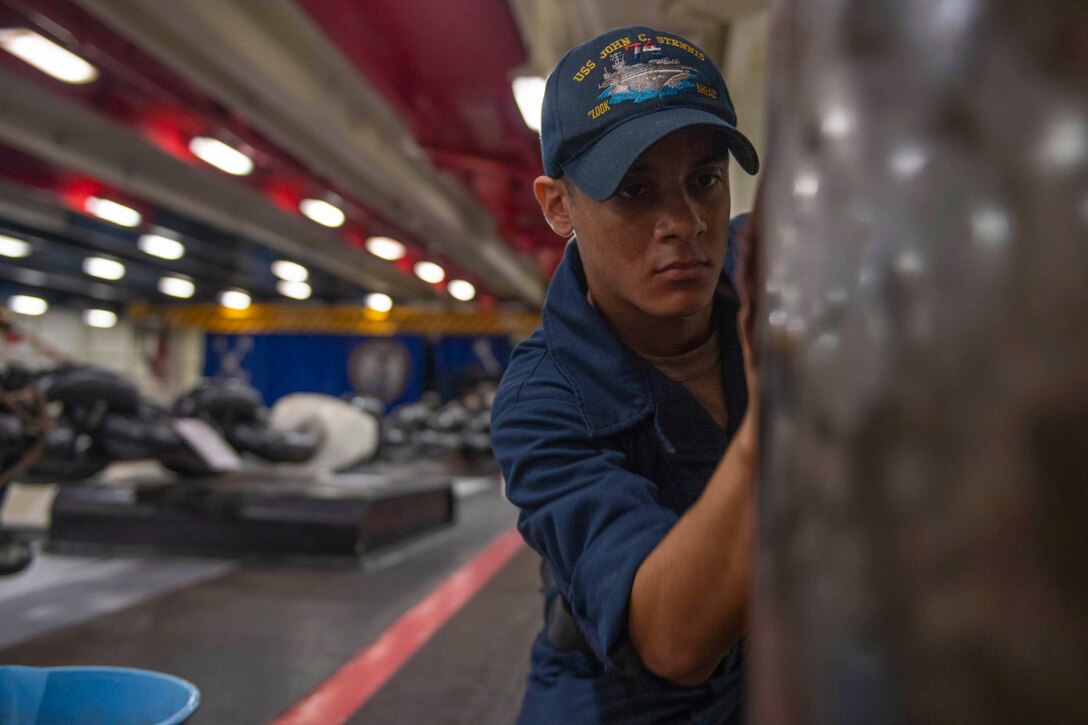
[586,289,727,428]
[640,327,728,430]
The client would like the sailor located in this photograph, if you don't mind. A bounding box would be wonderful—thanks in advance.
[491,24,761,724]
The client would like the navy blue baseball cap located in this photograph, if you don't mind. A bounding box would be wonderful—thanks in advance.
[541,25,759,200]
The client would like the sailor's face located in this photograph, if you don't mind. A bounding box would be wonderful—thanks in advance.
[570,127,732,321]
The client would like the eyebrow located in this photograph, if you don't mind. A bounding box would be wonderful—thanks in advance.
[625,149,729,175]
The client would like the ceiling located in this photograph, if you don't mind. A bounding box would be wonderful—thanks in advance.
[0,0,766,315]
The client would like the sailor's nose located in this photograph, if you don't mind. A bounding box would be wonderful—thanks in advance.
[655,191,708,243]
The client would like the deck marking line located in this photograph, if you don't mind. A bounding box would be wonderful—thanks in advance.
[272,525,525,725]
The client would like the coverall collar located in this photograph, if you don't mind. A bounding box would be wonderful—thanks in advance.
[541,240,655,438]
[542,239,744,445]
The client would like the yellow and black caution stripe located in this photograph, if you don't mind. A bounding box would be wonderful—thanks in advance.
[128,303,542,337]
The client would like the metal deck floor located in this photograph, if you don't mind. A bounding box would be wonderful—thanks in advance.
[0,482,539,724]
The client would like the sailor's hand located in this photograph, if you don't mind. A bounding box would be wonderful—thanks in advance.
[736,199,762,438]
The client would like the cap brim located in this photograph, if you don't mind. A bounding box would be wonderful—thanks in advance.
[561,108,760,201]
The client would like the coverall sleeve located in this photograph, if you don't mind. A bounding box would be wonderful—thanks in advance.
[491,385,678,672]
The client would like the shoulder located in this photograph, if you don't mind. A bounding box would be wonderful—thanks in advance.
[491,328,591,450]
[729,212,751,237]
[724,212,751,283]
[493,328,577,412]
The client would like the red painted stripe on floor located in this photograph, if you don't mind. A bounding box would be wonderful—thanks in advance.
[272,525,525,725]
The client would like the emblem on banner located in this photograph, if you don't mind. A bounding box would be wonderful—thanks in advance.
[348,339,412,402]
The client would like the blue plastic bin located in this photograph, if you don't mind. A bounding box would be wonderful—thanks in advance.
[0,665,200,725]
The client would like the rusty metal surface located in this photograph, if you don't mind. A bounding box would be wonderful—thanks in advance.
[752,1,1088,722]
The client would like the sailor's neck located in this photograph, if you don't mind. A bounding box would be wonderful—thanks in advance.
[587,288,714,358]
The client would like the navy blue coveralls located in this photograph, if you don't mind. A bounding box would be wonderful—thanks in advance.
[491,216,750,724]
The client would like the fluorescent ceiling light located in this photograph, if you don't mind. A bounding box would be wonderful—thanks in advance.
[512,76,545,132]
[220,289,251,310]
[414,260,445,284]
[0,29,98,84]
[83,309,117,328]
[299,198,345,228]
[8,295,47,316]
[138,233,185,260]
[448,279,476,302]
[0,234,31,258]
[271,260,308,282]
[85,196,142,228]
[83,256,126,281]
[365,293,393,312]
[365,236,406,261]
[189,136,254,176]
[159,276,195,299]
[277,280,311,300]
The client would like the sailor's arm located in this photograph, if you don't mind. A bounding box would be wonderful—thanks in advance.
[627,411,756,686]
[629,204,763,687]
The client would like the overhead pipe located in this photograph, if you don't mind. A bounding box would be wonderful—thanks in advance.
[0,66,432,300]
[72,0,546,306]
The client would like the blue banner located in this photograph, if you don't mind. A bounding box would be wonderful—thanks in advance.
[432,336,512,401]
[203,334,425,410]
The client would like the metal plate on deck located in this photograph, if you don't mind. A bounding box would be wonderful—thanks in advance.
[47,469,455,561]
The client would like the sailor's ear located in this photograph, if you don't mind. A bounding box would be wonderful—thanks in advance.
[534,176,575,238]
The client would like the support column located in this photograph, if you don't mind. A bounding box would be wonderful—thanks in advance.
[752,1,1088,722]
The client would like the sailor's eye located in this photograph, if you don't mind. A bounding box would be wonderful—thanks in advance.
[616,183,647,198]
[695,172,723,188]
